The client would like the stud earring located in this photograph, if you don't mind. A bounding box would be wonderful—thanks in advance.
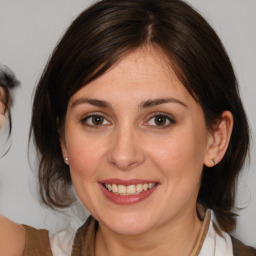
[64,157,69,164]
[213,158,217,166]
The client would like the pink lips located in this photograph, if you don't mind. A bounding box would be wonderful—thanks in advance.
[99,179,158,205]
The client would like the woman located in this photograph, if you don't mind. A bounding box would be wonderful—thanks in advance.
[1,0,255,255]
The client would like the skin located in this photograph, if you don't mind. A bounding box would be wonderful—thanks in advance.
[0,111,6,129]
[0,86,5,112]
[60,47,233,256]
[0,85,6,130]
[0,87,6,128]
[0,215,25,256]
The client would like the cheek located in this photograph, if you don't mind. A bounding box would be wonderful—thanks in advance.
[146,128,207,177]
[66,133,106,178]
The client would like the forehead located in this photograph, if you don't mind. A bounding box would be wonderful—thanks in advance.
[69,47,193,105]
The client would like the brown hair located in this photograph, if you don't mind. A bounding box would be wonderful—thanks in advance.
[30,0,249,232]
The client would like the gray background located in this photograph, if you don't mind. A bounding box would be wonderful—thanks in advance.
[0,0,255,246]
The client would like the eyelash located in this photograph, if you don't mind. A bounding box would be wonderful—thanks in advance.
[80,112,175,129]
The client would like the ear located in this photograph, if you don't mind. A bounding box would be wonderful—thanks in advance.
[204,111,233,167]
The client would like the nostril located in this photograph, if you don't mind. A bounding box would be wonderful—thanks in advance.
[108,152,146,170]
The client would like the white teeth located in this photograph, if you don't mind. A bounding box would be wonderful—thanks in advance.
[127,185,136,194]
[148,183,154,189]
[104,182,156,195]
[143,183,148,191]
[112,184,118,193]
[136,184,143,193]
[117,185,126,194]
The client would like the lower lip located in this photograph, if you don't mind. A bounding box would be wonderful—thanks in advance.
[100,184,158,205]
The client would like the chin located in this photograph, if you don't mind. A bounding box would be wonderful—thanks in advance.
[98,211,157,236]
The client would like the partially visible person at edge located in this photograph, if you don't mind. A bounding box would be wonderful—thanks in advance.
[0,0,256,255]
[0,64,23,255]
[0,64,19,130]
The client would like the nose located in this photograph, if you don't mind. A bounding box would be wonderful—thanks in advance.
[107,125,145,170]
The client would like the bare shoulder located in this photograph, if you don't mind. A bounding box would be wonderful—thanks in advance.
[0,215,26,256]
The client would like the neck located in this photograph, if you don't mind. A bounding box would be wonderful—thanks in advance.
[95,207,203,256]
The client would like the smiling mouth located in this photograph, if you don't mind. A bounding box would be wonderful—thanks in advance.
[103,183,157,196]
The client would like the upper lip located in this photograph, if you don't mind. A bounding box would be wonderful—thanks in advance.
[100,179,158,186]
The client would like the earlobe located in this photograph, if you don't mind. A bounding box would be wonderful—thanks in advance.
[64,157,69,165]
[59,128,69,165]
[204,111,233,167]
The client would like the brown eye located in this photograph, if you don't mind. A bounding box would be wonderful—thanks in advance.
[154,115,168,126]
[92,116,104,125]
[82,114,110,127]
[146,113,175,128]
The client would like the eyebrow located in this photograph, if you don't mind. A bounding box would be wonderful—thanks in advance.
[71,97,187,109]
[139,98,187,109]
[71,98,111,109]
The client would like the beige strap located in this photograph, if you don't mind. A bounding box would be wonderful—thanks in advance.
[190,210,211,256]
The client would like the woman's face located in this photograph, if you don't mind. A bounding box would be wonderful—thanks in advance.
[61,48,214,235]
